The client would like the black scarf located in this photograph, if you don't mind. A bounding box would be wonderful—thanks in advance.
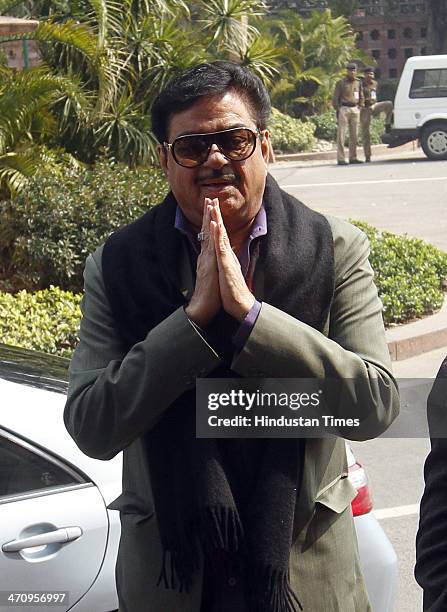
[102,174,335,612]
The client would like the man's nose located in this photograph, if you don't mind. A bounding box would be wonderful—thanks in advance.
[203,143,228,168]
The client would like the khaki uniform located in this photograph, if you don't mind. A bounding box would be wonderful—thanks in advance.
[360,78,393,160]
[332,76,364,163]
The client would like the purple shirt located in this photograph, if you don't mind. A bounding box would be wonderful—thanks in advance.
[174,205,266,349]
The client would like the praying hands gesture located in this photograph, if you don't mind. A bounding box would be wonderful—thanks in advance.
[185,198,255,327]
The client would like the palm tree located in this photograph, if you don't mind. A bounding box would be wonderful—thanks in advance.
[0,0,283,186]
[267,8,371,117]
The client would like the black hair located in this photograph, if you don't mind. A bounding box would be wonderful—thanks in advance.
[151,61,271,143]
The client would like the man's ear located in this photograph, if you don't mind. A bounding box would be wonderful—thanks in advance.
[261,130,271,164]
[157,144,168,176]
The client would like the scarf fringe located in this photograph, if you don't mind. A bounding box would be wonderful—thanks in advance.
[249,564,303,612]
[157,507,243,593]
[203,505,244,554]
[156,549,195,593]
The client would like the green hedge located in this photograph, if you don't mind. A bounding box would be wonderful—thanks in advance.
[0,286,81,358]
[2,223,447,358]
[309,110,338,141]
[308,110,385,146]
[269,108,316,153]
[352,221,447,324]
[0,159,168,293]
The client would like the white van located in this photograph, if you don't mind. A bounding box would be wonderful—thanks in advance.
[383,55,447,160]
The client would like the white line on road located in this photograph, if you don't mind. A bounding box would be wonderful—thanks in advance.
[283,176,447,189]
[373,503,420,520]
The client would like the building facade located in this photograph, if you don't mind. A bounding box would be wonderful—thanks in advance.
[0,17,40,71]
[353,1,428,79]
[269,0,429,79]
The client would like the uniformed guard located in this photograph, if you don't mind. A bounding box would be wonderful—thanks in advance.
[360,66,393,162]
[332,62,364,165]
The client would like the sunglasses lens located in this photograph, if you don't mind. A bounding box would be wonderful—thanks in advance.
[171,128,257,167]
[173,136,209,167]
[218,129,256,160]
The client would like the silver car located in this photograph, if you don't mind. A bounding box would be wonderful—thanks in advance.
[0,344,396,611]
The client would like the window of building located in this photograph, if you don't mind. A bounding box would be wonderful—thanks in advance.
[388,48,397,59]
[421,47,427,55]
[370,29,380,40]
[420,27,427,38]
[410,68,447,98]
[388,29,396,39]
[404,48,413,58]
[403,27,413,39]
[389,68,398,78]
[372,49,381,59]
[375,69,381,79]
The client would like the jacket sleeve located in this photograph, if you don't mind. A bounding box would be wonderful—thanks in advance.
[415,357,447,611]
[231,217,399,440]
[63,246,221,460]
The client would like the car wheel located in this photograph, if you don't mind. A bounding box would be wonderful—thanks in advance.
[421,122,447,160]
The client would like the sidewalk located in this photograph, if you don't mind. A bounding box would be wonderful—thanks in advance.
[275,140,420,164]
[387,298,447,361]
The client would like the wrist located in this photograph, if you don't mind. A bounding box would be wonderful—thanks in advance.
[230,294,256,323]
[185,303,214,328]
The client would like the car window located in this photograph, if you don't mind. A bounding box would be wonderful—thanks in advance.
[0,435,78,500]
[410,68,447,98]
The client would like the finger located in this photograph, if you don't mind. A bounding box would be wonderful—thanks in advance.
[201,198,212,232]
[213,203,232,254]
[204,204,216,254]
[199,199,213,253]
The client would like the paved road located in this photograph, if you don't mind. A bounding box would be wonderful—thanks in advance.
[271,153,447,611]
[350,347,447,612]
[270,149,447,252]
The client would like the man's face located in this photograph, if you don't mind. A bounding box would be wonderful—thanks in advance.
[346,67,357,80]
[158,90,270,233]
[365,71,375,83]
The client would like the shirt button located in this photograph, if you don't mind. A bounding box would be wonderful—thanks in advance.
[228,577,237,587]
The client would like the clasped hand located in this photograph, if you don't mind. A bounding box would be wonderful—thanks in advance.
[185,198,255,327]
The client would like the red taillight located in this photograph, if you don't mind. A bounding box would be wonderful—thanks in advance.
[349,462,373,516]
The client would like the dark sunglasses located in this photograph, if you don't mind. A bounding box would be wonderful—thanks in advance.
[163,127,263,168]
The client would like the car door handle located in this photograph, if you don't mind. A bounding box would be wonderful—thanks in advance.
[2,527,83,553]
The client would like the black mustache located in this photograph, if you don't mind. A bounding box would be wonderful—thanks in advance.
[197,170,237,182]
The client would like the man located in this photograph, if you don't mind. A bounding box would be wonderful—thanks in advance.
[64,61,399,612]
[416,355,447,611]
[360,66,393,162]
[332,62,365,165]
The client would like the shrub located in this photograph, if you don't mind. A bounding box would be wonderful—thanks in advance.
[0,158,168,293]
[269,108,316,153]
[351,220,447,324]
[308,110,385,145]
[0,287,81,358]
[309,110,338,141]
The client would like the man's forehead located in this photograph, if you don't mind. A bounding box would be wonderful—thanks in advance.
[166,91,257,140]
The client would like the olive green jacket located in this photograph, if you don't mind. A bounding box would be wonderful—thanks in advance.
[64,212,399,612]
